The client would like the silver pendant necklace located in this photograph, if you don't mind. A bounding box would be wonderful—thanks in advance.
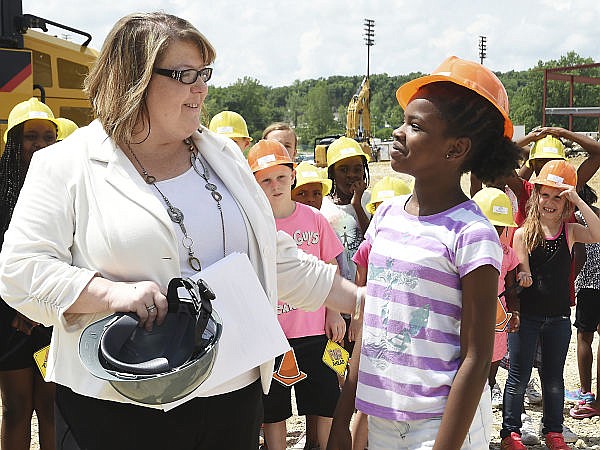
[128,138,225,272]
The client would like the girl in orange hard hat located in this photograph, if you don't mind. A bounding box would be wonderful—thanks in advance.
[328,56,523,450]
[504,161,600,450]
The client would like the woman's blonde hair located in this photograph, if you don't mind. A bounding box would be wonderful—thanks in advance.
[521,184,574,253]
[84,12,216,146]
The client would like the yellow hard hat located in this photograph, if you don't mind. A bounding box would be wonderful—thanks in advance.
[526,135,566,167]
[366,176,412,214]
[4,97,60,143]
[247,139,295,173]
[472,187,517,228]
[294,161,332,196]
[208,111,252,140]
[326,136,370,168]
[56,117,79,141]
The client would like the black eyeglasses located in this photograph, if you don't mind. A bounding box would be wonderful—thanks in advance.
[153,67,213,84]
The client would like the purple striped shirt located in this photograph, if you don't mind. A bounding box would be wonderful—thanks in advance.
[356,195,501,421]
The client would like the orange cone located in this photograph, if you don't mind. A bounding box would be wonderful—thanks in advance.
[273,348,307,386]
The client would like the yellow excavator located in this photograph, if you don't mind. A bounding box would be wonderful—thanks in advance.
[314,76,374,167]
[1,0,98,153]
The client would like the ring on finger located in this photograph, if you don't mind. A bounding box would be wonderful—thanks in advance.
[146,304,157,312]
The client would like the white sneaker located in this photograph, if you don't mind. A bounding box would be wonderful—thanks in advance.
[491,383,503,409]
[525,378,543,405]
[520,413,540,445]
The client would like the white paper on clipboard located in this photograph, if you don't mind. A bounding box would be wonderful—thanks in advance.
[161,252,290,411]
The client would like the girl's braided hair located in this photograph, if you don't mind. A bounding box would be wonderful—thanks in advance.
[0,124,25,248]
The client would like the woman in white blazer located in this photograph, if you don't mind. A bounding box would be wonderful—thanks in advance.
[0,12,360,450]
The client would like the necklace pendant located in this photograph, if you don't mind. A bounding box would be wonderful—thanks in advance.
[211,191,223,202]
[205,182,217,191]
[168,207,184,223]
[144,174,156,184]
[188,256,202,272]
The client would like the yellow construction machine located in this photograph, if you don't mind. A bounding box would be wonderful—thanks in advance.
[314,76,374,167]
[1,0,98,153]
[314,18,375,167]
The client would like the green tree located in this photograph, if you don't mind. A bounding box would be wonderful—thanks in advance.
[303,80,337,144]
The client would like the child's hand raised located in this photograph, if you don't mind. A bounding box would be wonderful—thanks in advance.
[350,180,367,207]
[558,185,582,205]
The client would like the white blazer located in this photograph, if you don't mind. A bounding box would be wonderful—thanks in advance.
[0,119,335,402]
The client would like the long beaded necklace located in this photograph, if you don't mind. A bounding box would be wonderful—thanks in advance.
[128,138,225,272]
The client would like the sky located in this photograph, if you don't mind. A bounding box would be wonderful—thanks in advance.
[22,0,600,88]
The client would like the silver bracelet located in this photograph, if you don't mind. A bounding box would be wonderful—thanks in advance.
[353,288,363,320]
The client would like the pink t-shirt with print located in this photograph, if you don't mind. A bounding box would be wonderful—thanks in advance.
[276,202,344,339]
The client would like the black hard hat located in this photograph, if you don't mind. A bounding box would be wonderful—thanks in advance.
[79,278,222,405]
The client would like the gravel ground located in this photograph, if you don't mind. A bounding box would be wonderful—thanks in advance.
[283,311,600,449]
[14,311,598,450]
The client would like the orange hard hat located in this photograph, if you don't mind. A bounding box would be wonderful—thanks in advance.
[531,159,577,189]
[247,139,295,173]
[396,56,513,139]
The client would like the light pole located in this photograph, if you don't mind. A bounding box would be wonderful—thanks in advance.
[479,35,487,65]
[364,19,375,79]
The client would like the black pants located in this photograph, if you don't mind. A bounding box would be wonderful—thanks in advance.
[55,379,263,450]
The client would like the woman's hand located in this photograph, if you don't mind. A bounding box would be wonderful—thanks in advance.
[325,309,346,343]
[106,281,168,331]
[517,271,533,288]
[11,312,39,335]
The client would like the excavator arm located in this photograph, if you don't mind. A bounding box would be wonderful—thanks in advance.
[346,76,371,141]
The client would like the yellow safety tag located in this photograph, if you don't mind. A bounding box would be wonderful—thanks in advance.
[322,339,349,376]
[33,345,50,378]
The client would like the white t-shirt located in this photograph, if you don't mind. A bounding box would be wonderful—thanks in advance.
[153,159,257,395]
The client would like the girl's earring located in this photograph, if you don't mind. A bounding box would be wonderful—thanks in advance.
[445,154,451,159]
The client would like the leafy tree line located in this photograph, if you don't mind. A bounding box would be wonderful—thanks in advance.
[204,52,600,150]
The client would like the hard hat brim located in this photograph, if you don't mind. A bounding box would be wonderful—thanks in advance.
[531,179,574,190]
[489,218,518,228]
[4,117,61,143]
[79,310,221,405]
[226,133,253,140]
[293,178,332,196]
[525,152,566,168]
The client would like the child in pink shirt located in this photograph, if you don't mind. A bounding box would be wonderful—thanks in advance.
[248,139,344,450]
